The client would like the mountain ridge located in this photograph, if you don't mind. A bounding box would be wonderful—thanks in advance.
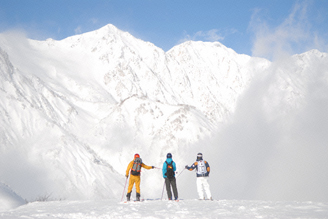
[1,24,328,202]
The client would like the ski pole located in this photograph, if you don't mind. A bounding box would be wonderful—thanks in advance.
[121,176,128,202]
[176,168,186,178]
[161,179,165,200]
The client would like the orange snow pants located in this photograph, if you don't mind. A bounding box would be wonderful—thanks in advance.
[127,175,141,194]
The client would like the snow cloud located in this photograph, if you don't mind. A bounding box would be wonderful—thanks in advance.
[196,55,328,202]
[200,40,328,201]
[184,2,328,200]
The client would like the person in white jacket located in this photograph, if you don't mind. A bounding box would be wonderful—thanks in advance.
[185,153,212,200]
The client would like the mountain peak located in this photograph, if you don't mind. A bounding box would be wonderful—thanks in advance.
[97,23,122,35]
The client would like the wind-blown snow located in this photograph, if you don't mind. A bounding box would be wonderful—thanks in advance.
[0,24,328,216]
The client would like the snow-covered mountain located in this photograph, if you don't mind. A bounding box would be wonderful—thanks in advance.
[0,24,327,207]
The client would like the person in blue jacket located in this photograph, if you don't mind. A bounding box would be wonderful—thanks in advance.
[162,153,178,200]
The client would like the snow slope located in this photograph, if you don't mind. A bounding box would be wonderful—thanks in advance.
[1,199,328,219]
[0,24,328,213]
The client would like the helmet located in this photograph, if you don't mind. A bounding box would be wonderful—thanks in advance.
[134,153,140,158]
[196,153,203,161]
[167,153,172,158]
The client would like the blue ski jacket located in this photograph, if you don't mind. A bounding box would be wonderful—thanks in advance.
[162,158,176,178]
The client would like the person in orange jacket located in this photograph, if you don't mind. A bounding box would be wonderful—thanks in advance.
[125,153,154,201]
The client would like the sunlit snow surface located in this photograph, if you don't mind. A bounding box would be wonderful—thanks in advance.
[1,199,328,219]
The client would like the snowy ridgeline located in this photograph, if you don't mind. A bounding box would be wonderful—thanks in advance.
[1,199,328,219]
[1,23,328,213]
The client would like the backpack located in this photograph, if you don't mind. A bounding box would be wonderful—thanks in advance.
[197,160,207,175]
[131,158,142,176]
[165,161,175,179]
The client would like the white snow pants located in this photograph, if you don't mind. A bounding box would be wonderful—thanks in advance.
[196,177,212,199]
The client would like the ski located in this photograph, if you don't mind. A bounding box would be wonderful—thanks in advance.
[123,199,144,203]
[134,199,144,202]
[123,198,182,203]
[166,199,180,202]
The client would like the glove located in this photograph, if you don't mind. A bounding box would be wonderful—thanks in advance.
[125,175,128,178]
[185,165,188,169]
[152,166,155,169]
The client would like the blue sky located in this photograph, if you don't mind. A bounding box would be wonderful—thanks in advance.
[0,0,327,58]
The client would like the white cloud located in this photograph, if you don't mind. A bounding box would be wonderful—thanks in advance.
[74,26,82,35]
[90,18,98,25]
[195,29,224,41]
[178,29,225,45]
[249,1,328,60]
[73,19,98,36]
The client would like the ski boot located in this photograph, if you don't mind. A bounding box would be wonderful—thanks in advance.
[126,192,131,201]
[136,192,140,201]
